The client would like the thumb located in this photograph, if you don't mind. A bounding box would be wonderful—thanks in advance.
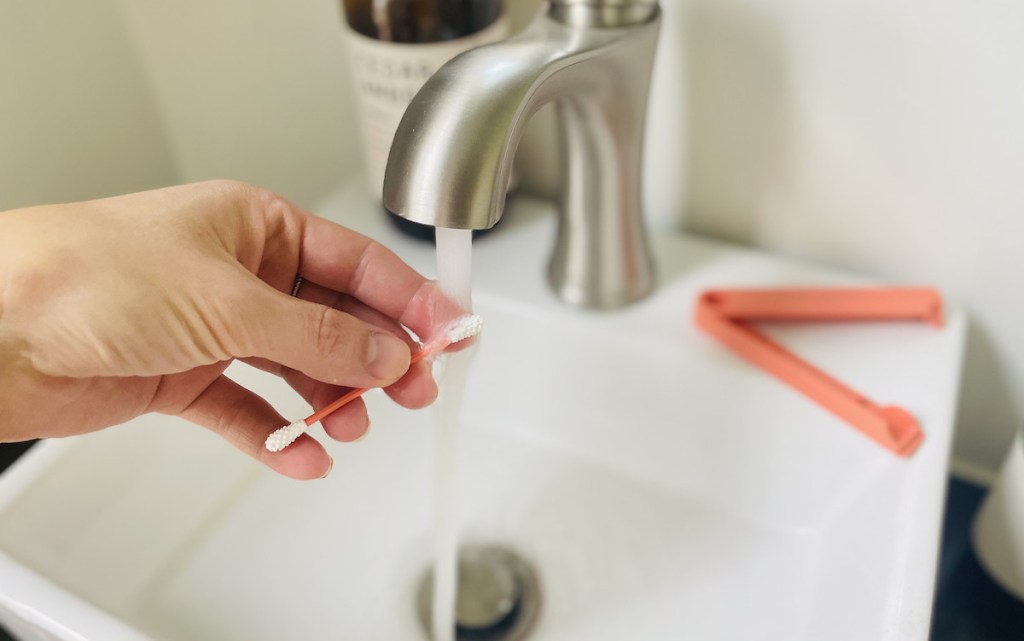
[241,284,411,387]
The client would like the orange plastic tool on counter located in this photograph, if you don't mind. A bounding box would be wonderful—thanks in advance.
[695,288,944,457]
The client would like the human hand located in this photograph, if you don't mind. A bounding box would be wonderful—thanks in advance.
[0,181,465,479]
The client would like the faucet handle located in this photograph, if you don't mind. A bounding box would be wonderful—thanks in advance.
[548,0,658,28]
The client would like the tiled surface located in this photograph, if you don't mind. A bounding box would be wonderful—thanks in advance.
[0,443,1021,641]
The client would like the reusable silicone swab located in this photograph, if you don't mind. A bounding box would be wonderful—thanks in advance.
[265,314,483,452]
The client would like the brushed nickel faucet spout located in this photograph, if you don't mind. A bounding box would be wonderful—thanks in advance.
[383,1,661,308]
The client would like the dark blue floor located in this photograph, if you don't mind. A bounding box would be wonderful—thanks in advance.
[930,479,1024,640]
[0,442,1021,640]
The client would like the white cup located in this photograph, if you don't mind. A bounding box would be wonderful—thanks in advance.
[973,425,1024,600]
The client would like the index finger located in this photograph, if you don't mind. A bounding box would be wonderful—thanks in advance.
[297,213,467,341]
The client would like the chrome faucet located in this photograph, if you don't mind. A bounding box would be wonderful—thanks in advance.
[383,0,661,309]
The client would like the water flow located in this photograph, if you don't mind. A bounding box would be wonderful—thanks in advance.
[432,228,475,641]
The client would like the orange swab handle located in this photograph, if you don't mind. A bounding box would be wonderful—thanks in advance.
[304,347,434,426]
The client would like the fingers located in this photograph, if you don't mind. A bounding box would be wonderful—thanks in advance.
[279,369,371,442]
[178,374,331,480]
[296,215,467,341]
[271,278,439,403]
[379,365,438,409]
[299,282,439,405]
[239,283,439,444]
[243,356,436,443]
[297,281,415,348]
[239,280,412,388]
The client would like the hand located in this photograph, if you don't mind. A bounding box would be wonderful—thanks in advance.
[0,180,465,479]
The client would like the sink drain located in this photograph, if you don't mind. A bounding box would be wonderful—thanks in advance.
[417,545,540,641]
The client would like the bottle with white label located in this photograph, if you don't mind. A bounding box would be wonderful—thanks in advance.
[341,0,509,240]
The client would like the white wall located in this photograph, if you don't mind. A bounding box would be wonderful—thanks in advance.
[113,0,361,210]
[0,0,176,209]
[438,0,1024,478]
[651,0,1024,478]
[518,0,1024,478]
[2,0,1021,476]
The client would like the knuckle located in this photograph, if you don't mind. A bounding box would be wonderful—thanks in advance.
[312,307,353,359]
[195,179,258,213]
[205,178,256,199]
[214,398,248,442]
[248,185,293,220]
[229,183,298,238]
[214,396,267,458]
[348,240,380,295]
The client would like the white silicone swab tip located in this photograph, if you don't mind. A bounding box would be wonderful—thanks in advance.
[265,420,307,453]
[443,314,483,344]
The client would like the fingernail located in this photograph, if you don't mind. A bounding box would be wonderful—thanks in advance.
[320,455,334,479]
[367,333,409,380]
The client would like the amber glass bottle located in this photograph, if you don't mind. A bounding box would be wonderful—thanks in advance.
[341,0,507,240]
[342,0,503,42]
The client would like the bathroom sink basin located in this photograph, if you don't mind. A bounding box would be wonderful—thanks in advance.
[0,183,966,641]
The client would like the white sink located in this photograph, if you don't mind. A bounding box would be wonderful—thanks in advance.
[0,184,966,641]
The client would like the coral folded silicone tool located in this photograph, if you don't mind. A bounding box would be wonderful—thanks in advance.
[265,314,483,453]
[695,288,943,457]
